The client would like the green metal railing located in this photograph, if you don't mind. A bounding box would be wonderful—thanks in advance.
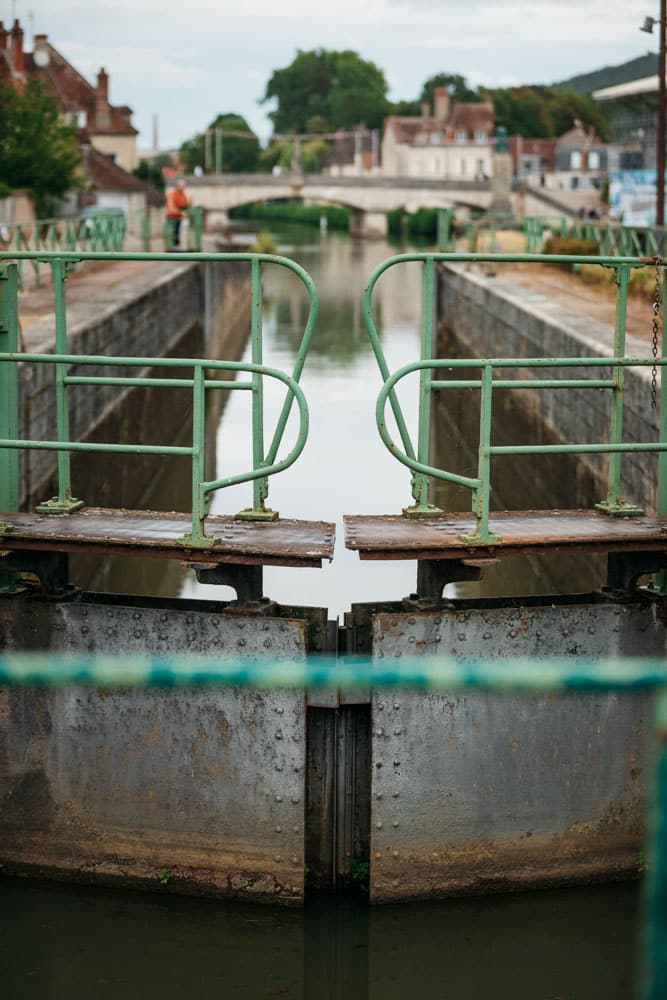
[0,211,127,287]
[0,250,318,545]
[0,206,204,287]
[363,252,667,542]
[0,650,665,998]
[524,216,667,257]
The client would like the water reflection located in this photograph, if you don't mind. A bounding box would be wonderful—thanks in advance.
[0,878,640,1000]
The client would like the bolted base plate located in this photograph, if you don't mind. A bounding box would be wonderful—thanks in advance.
[595,501,644,518]
[402,504,444,519]
[234,507,279,522]
[35,497,85,515]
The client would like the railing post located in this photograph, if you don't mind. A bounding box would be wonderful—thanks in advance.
[35,259,83,514]
[193,206,203,251]
[596,262,643,516]
[640,685,667,1000]
[0,263,20,513]
[181,363,214,547]
[462,363,499,544]
[141,209,150,252]
[404,256,443,517]
[237,258,278,521]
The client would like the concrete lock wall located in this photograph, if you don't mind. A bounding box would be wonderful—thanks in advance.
[437,263,659,512]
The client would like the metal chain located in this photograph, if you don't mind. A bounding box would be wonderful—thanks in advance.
[651,257,662,410]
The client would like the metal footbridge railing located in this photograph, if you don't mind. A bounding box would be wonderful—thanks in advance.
[0,250,317,550]
[360,252,667,547]
[0,208,204,287]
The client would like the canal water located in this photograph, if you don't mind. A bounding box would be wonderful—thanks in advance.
[4,225,640,997]
[0,877,640,999]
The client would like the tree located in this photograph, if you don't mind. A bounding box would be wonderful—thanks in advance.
[483,85,611,139]
[133,153,172,192]
[0,80,80,217]
[179,113,259,173]
[419,73,481,106]
[262,49,390,133]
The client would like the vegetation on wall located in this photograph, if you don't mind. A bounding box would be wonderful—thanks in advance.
[229,201,350,229]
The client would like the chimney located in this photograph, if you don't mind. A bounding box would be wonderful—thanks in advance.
[96,67,109,100]
[420,100,430,119]
[0,22,7,50]
[34,33,48,45]
[433,87,450,123]
[10,18,24,73]
[95,67,111,129]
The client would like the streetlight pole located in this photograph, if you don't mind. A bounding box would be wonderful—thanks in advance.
[642,3,666,224]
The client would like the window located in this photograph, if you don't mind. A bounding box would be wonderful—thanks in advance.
[430,132,442,145]
[474,130,487,144]
[455,130,467,145]
[570,150,582,169]
[588,150,600,170]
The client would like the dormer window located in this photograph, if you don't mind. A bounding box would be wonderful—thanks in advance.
[430,132,442,145]
[455,129,467,144]
[474,130,487,144]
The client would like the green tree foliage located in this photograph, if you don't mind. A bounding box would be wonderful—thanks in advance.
[133,153,172,191]
[0,80,80,217]
[262,48,390,133]
[179,113,259,173]
[483,85,611,139]
[419,73,481,106]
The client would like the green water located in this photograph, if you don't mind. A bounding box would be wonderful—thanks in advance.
[0,877,640,999]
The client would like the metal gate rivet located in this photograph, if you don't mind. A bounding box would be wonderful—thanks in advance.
[275,730,283,740]
[392,851,399,859]
[394,728,402,736]
[291,857,298,865]
[392,791,400,798]
[376,792,383,800]
[376,821,383,829]
[275,855,282,862]
[291,795,300,804]
[483,632,491,640]
[393,702,400,710]
[275,825,282,833]
[293,825,299,833]
[276,707,284,715]
[377,703,385,711]
[392,820,399,827]
[376,728,384,736]
[275,795,283,802]
[458,633,466,641]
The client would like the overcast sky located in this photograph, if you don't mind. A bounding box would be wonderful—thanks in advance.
[12,1,660,150]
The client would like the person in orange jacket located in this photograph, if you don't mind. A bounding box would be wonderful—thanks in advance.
[165,179,190,248]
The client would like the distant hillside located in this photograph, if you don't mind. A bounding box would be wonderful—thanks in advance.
[552,52,658,94]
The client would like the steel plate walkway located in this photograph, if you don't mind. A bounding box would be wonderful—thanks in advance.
[0,508,335,567]
[344,509,667,560]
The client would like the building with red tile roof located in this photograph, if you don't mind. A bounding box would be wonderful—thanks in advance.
[382,88,495,180]
[0,18,146,218]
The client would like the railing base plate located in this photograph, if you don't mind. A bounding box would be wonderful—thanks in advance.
[35,497,85,515]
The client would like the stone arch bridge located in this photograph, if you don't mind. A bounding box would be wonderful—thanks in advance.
[186,173,498,238]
